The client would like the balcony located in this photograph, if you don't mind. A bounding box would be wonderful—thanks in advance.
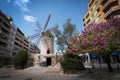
[0,24,10,33]
[14,40,23,48]
[0,45,8,51]
[104,5,120,18]
[0,36,8,44]
[102,0,118,11]
[100,0,108,5]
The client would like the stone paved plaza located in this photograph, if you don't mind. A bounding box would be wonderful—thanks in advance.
[0,66,120,80]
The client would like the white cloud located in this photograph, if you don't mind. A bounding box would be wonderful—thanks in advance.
[24,15,36,23]
[14,0,30,12]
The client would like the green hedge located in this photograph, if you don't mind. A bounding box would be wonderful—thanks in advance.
[60,54,85,73]
[13,50,28,69]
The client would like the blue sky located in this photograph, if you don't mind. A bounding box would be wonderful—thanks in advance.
[0,0,89,51]
[0,0,89,35]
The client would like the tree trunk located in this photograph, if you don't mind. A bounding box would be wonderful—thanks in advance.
[103,54,113,72]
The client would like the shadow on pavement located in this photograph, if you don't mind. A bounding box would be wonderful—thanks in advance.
[77,70,120,80]
[0,75,11,79]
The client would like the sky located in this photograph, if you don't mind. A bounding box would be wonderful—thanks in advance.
[0,0,89,52]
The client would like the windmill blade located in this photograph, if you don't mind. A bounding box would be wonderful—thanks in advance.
[43,15,51,31]
[36,21,42,32]
[29,33,41,40]
[35,35,41,48]
[34,28,39,32]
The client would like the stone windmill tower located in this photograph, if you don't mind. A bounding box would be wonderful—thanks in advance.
[40,30,54,66]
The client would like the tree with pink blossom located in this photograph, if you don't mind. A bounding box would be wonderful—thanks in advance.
[68,16,120,72]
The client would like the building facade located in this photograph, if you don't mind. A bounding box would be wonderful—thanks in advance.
[83,0,120,26]
[0,10,13,66]
[0,11,40,67]
[83,0,105,27]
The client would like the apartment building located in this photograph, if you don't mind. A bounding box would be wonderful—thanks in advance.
[0,11,40,66]
[83,0,120,26]
[0,10,13,66]
[83,0,105,26]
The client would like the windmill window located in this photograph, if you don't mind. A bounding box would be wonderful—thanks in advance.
[47,49,50,54]
[49,35,51,38]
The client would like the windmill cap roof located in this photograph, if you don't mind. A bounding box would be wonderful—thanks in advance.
[42,30,54,37]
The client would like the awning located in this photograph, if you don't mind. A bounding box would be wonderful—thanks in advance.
[111,52,120,55]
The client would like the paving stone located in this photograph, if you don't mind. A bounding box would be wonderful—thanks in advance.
[0,67,120,80]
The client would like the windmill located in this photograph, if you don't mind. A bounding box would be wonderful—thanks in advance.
[29,15,54,66]
[29,15,51,46]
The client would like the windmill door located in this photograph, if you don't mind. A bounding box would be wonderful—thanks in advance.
[46,58,51,66]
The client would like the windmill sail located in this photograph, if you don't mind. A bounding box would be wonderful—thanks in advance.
[43,15,51,31]
[36,21,42,32]
[29,15,51,48]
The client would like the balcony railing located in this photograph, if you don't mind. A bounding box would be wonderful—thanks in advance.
[102,0,118,11]
[0,36,9,43]
[0,46,8,51]
[104,5,120,18]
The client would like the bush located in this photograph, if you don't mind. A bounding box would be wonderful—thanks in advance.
[13,50,28,69]
[60,54,85,73]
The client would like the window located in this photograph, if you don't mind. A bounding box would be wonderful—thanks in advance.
[93,5,96,10]
[84,23,86,26]
[83,18,85,21]
[87,19,90,24]
[95,1,98,6]
[13,47,19,51]
[94,11,97,16]
[90,8,93,12]
[92,14,94,18]
[47,49,50,54]
[101,0,108,5]
[98,15,102,19]
[97,8,100,12]
[89,0,94,7]
[86,13,89,18]
[89,8,93,14]
[92,2,98,10]
[95,15,101,23]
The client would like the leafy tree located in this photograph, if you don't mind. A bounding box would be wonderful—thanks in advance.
[13,50,28,69]
[51,19,76,52]
[68,16,120,72]
[63,19,76,44]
